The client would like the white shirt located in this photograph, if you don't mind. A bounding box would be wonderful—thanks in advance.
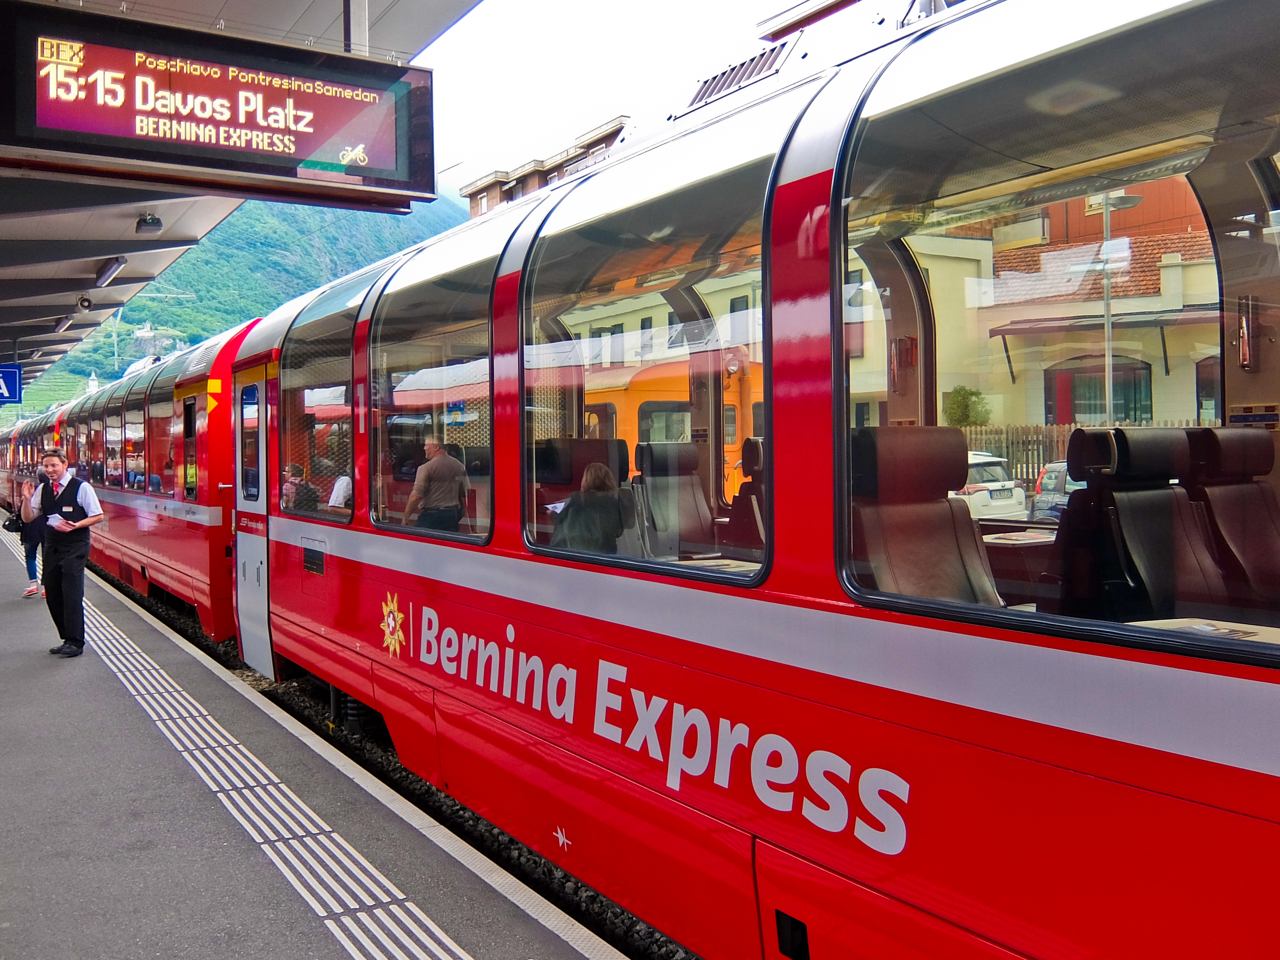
[28,476,104,519]
[328,475,353,508]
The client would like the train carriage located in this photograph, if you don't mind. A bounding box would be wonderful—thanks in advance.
[223,1,1280,956]
[7,1,1280,956]
[215,1,1280,956]
[50,322,258,642]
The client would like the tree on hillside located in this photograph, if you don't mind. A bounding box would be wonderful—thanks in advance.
[53,198,466,381]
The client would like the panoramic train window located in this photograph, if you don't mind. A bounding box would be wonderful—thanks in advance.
[369,215,511,540]
[124,368,158,492]
[280,268,379,522]
[840,13,1280,647]
[104,386,125,488]
[146,353,185,498]
[88,388,107,483]
[522,87,812,575]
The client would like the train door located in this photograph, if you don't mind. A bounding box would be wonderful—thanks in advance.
[234,370,274,680]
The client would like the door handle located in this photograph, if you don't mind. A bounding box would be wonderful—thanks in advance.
[241,561,246,578]
[256,565,261,586]
[218,483,234,490]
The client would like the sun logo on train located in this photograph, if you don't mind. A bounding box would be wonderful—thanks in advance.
[380,592,406,658]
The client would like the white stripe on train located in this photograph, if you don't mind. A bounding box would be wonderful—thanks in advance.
[269,516,1280,779]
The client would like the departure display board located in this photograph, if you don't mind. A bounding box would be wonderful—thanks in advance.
[1,3,434,210]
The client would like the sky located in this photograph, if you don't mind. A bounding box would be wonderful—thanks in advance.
[416,0,781,198]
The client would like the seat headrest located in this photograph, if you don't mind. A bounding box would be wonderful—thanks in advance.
[571,438,629,482]
[1067,427,1193,484]
[850,426,967,502]
[1066,429,1115,482]
[1112,428,1190,483]
[533,438,573,485]
[741,437,764,479]
[636,442,699,477]
[1189,427,1275,482]
[532,438,630,485]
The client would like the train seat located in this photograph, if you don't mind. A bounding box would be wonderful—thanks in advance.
[633,442,716,560]
[1056,428,1231,622]
[849,426,1003,607]
[1186,427,1280,616]
[721,437,765,561]
[531,438,632,544]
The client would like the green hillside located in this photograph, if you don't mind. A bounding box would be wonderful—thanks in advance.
[10,196,466,423]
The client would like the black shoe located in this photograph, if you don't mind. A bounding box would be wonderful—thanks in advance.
[49,643,82,657]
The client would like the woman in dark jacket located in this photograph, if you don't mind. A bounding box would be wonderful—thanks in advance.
[552,462,626,554]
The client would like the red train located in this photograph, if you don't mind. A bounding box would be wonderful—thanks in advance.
[5,1,1280,956]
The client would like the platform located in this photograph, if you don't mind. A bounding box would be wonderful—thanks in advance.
[0,529,626,960]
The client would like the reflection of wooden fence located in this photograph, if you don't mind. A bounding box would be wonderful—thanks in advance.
[960,420,1219,484]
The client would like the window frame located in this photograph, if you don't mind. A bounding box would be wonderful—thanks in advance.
[366,216,510,545]
[515,86,810,583]
[830,10,1275,668]
[278,267,379,525]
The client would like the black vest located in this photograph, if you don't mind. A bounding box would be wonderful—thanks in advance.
[41,476,90,546]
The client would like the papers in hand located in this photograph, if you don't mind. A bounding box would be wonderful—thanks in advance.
[545,499,569,514]
[47,515,74,532]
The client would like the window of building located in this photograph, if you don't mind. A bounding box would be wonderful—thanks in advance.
[1043,356,1152,426]
[370,220,504,539]
[477,193,488,215]
[280,269,376,522]
[1195,356,1221,425]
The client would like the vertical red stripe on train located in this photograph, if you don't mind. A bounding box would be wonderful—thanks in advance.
[490,269,525,552]
[768,169,844,600]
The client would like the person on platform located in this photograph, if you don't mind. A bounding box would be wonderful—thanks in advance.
[18,490,45,599]
[20,448,105,658]
[402,434,468,532]
[551,461,627,554]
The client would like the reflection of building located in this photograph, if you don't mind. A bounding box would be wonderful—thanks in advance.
[890,177,1221,430]
[459,117,628,217]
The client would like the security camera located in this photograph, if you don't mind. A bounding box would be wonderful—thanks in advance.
[77,295,93,312]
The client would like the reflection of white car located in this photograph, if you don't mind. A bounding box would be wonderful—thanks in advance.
[950,452,1027,519]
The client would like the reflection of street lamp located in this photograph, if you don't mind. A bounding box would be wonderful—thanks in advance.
[1102,192,1143,423]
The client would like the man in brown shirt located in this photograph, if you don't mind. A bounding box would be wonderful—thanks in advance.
[402,434,469,532]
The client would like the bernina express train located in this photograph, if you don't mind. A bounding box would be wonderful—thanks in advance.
[6,1,1280,955]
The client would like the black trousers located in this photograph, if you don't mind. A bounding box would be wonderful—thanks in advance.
[417,506,462,531]
[43,539,89,648]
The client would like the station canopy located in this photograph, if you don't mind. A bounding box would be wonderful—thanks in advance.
[0,0,477,386]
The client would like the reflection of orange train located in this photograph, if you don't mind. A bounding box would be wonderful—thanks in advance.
[582,355,763,495]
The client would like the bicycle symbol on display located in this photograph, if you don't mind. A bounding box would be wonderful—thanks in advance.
[339,144,369,166]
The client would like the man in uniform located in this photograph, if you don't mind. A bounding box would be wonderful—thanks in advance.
[20,448,105,658]
[402,434,468,532]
